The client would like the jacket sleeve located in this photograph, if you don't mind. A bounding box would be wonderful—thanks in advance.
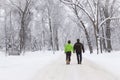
[73,44,76,52]
[82,44,85,53]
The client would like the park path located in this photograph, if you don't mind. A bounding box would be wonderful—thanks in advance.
[32,54,117,80]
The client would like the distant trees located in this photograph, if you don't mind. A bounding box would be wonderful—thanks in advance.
[0,0,120,55]
[101,0,116,52]
[60,0,93,53]
[0,0,35,55]
[32,0,66,51]
[45,0,65,51]
[60,0,120,54]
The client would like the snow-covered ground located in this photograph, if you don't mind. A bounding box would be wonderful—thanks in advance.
[0,51,61,80]
[0,51,120,80]
[84,51,120,79]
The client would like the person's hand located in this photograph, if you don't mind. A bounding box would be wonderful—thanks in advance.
[73,51,75,53]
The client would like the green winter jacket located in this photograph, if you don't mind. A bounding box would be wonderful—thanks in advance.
[64,43,73,53]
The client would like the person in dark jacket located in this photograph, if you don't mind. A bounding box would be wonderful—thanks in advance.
[64,40,73,64]
[74,39,85,64]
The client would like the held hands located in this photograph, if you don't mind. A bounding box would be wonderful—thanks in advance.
[83,51,85,53]
[73,51,75,53]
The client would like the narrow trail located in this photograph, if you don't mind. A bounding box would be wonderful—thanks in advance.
[32,54,118,80]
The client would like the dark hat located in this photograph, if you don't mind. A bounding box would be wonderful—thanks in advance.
[68,40,71,44]
[77,39,80,42]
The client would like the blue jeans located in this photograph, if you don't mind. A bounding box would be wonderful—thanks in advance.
[76,53,82,64]
[66,52,71,62]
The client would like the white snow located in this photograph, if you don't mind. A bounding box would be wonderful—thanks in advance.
[84,51,120,79]
[0,51,61,80]
[0,50,120,80]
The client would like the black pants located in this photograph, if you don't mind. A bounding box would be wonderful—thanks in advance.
[66,52,71,62]
[76,53,82,64]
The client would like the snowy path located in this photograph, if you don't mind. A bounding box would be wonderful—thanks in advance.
[32,54,117,80]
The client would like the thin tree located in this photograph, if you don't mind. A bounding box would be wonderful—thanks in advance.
[9,0,34,54]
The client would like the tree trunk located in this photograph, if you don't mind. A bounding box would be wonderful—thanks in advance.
[104,0,112,52]
[100,38,103,53]
[102,27,107,51]
[73,6,93,53]
[55,30,59,50]
[106,20,112,52]
[4,15,8,56]
[20,18,25,54]
[49,17,54,51]
[80,21,93,53]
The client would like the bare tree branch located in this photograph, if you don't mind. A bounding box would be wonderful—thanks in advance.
[9,0,24,13]
[99,17,120,28]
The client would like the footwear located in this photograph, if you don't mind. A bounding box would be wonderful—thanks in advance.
[66,60,70,65]
[79,62,82,64]
[78,62,82,64]
[68,61,70,64]
[66,60,69,64]
[66,62,70,65]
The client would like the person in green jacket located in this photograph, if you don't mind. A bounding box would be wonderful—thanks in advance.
[64,40,73,64]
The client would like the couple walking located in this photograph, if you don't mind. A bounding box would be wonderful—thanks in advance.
[64,39,85,65]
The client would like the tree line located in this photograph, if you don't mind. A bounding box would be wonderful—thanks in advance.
[0,0,120,55]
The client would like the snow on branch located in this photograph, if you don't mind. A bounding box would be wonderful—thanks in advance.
[60,0,94,22]
[99,36,111,40]
[98,17,120,29]
[9,0,24,13]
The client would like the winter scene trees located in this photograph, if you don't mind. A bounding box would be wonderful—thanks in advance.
[0,0,120,55]
[0,0,120,80]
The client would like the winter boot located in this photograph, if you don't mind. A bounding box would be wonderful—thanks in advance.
[66,59,69,64]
